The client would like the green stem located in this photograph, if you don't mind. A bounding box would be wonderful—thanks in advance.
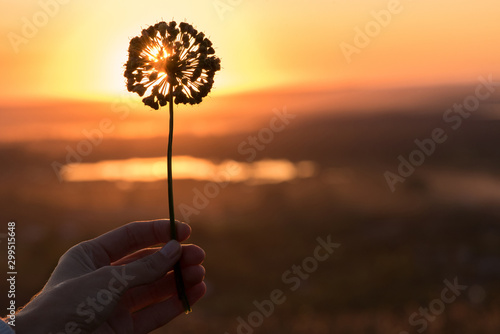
[167,86,192,313]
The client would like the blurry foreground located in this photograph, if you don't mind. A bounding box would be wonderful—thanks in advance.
[1,88,500,333]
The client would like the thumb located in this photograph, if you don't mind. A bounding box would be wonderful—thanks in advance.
[124,240,182,288]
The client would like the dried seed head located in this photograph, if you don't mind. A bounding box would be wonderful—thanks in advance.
[124,21,221,107]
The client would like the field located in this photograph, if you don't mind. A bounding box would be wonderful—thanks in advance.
[1,87,500,333]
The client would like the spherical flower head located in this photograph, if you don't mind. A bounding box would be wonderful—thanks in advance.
[124,21,221,110]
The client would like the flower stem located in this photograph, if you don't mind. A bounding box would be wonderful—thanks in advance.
[167,86,192,314]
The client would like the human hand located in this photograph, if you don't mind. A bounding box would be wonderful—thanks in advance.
[15,219,206,334]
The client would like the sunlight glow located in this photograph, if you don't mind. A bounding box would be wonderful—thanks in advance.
[2,1,500,102]
[62,156,316,184]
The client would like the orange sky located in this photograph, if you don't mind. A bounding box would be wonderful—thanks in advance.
[1,0,499,103]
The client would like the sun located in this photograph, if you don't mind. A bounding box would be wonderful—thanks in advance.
[141,38,170,72]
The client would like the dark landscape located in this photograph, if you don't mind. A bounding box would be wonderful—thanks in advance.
[1,87,500,333]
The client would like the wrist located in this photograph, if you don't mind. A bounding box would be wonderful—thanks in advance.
[1,317,15,334]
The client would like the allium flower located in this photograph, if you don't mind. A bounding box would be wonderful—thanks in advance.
[124,21,221,110]
[124,21,220,314]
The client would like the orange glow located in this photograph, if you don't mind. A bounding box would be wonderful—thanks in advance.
[143,43,168,63]
[1,0,499,103]
[1,0,500,144]
[62,156,317,184]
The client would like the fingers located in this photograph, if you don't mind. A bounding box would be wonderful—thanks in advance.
[118,241,206,326]
[112,244,205,266]
[118,244,205,311]
[179,244,206,266]
[124,240,182,288]
[85,219,191,265]
[131,282,207,334]
[111,248,159,266]
[123,265,205,312]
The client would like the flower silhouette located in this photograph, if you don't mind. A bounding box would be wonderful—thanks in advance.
[124,21,221,110]
[124,21,220,314]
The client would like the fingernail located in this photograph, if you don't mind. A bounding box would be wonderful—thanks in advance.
[160,240,181,260]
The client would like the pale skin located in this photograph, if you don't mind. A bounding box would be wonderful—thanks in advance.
[12,219,206,334]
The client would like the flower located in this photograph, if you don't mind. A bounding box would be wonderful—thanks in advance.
[124,21,221,110]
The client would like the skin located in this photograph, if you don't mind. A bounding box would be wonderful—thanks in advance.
[13,219,206,334]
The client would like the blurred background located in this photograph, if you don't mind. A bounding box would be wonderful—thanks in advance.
[1,0,500,333]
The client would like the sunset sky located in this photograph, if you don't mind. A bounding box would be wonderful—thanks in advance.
[0,0,500,145]
[0,0,499,141]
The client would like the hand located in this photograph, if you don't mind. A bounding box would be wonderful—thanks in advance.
[15,219,206,334]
